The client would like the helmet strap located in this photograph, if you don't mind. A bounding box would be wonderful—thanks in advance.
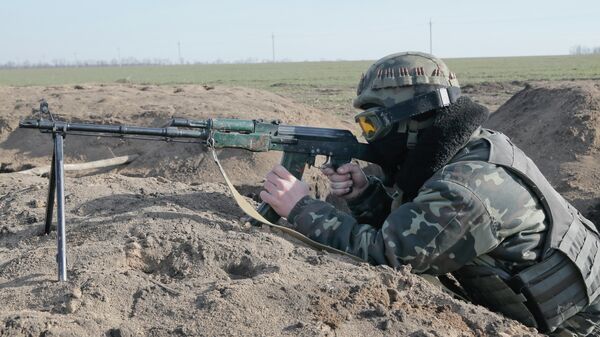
[397,118,435,149]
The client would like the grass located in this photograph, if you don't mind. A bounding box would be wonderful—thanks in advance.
[445,55,600,83]
[0,61,369,87]
[1,54,599,113]
[2,55,598,87]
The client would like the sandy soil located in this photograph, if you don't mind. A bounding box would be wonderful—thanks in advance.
[1,81,588,336]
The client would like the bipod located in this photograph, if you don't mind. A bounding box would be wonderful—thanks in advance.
[41,101,68,282]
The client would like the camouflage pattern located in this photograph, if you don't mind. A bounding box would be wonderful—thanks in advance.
[550,299,600,337]
[353,51,459,109]
[345,175,393,228]
[287,129,600,335]
[289,129,546,274]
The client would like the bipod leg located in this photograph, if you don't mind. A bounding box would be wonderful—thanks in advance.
[44,149,56,235]
[54,133,67,282]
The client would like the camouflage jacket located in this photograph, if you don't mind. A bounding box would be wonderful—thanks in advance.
[288,128,548,276]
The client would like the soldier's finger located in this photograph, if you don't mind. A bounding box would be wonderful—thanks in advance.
[321,167,336,176]
[331,180,353,190]
[331,187,352,197]
[328,173,352,182]
[263,180,278,194]
[272,165,294,181]
[336,163,357,174]
[260,190,278,206]
[266,172,284,188]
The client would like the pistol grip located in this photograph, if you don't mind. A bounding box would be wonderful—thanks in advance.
[329,156,351,170]
[328,156,354,196]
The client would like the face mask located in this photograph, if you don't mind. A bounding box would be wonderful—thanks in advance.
[369,129,408,170]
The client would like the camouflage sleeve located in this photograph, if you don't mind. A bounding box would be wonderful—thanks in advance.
[287,177,498,275]
[345,176,393,228]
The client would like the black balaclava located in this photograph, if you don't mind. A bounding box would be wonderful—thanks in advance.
[376,96,490,202]
[369,129,409,171]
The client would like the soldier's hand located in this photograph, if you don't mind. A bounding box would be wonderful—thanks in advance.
[260,165,310,218]
[321,162,368,200]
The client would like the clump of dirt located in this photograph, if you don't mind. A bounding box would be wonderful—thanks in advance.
[486,81,600,222]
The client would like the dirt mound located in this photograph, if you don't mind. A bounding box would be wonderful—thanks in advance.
[486,81,600,221]
[461,81,528,112]
[0,173,537,336]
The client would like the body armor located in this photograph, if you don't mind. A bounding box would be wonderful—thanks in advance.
[453,130,600,333]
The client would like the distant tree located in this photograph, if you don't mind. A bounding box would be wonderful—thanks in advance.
[570,45,594,55]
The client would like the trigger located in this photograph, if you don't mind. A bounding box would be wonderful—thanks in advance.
[320,156,331,170]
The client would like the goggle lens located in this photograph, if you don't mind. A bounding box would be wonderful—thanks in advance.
[357,116,378,139]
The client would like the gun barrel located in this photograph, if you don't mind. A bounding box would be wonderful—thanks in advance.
[169,118,210,128]
[19,119,209,139]
[170,118,258,133]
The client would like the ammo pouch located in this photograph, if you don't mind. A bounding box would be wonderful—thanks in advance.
[454,251,588,333]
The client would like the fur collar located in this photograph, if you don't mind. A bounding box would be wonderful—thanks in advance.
[394,96,490,202]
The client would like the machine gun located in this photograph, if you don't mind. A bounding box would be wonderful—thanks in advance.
[19,101,382,281]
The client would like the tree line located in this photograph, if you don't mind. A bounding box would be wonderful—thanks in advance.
[570,45,600,55]
[0,57,286,69]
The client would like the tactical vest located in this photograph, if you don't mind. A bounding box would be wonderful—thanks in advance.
[450,130,600,333]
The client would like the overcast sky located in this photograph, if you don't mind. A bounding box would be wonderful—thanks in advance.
[1,0,599,64]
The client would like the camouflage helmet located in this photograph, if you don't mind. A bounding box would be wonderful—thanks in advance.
[354,51,459,109]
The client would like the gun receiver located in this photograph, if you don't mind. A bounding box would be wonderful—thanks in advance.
[169,118,381,224]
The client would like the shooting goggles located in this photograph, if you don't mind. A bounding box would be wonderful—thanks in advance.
[355,87,461,142]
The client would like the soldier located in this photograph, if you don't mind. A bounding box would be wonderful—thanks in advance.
[259,52,600,336]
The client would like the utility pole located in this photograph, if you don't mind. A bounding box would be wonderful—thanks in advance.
[117,47,122,67]
[271,33,275,63]
[178,41,183,65]
[429,19,433,54]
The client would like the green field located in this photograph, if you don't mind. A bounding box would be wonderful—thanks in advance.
[1,54,599,113]
[2,55,599,87]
